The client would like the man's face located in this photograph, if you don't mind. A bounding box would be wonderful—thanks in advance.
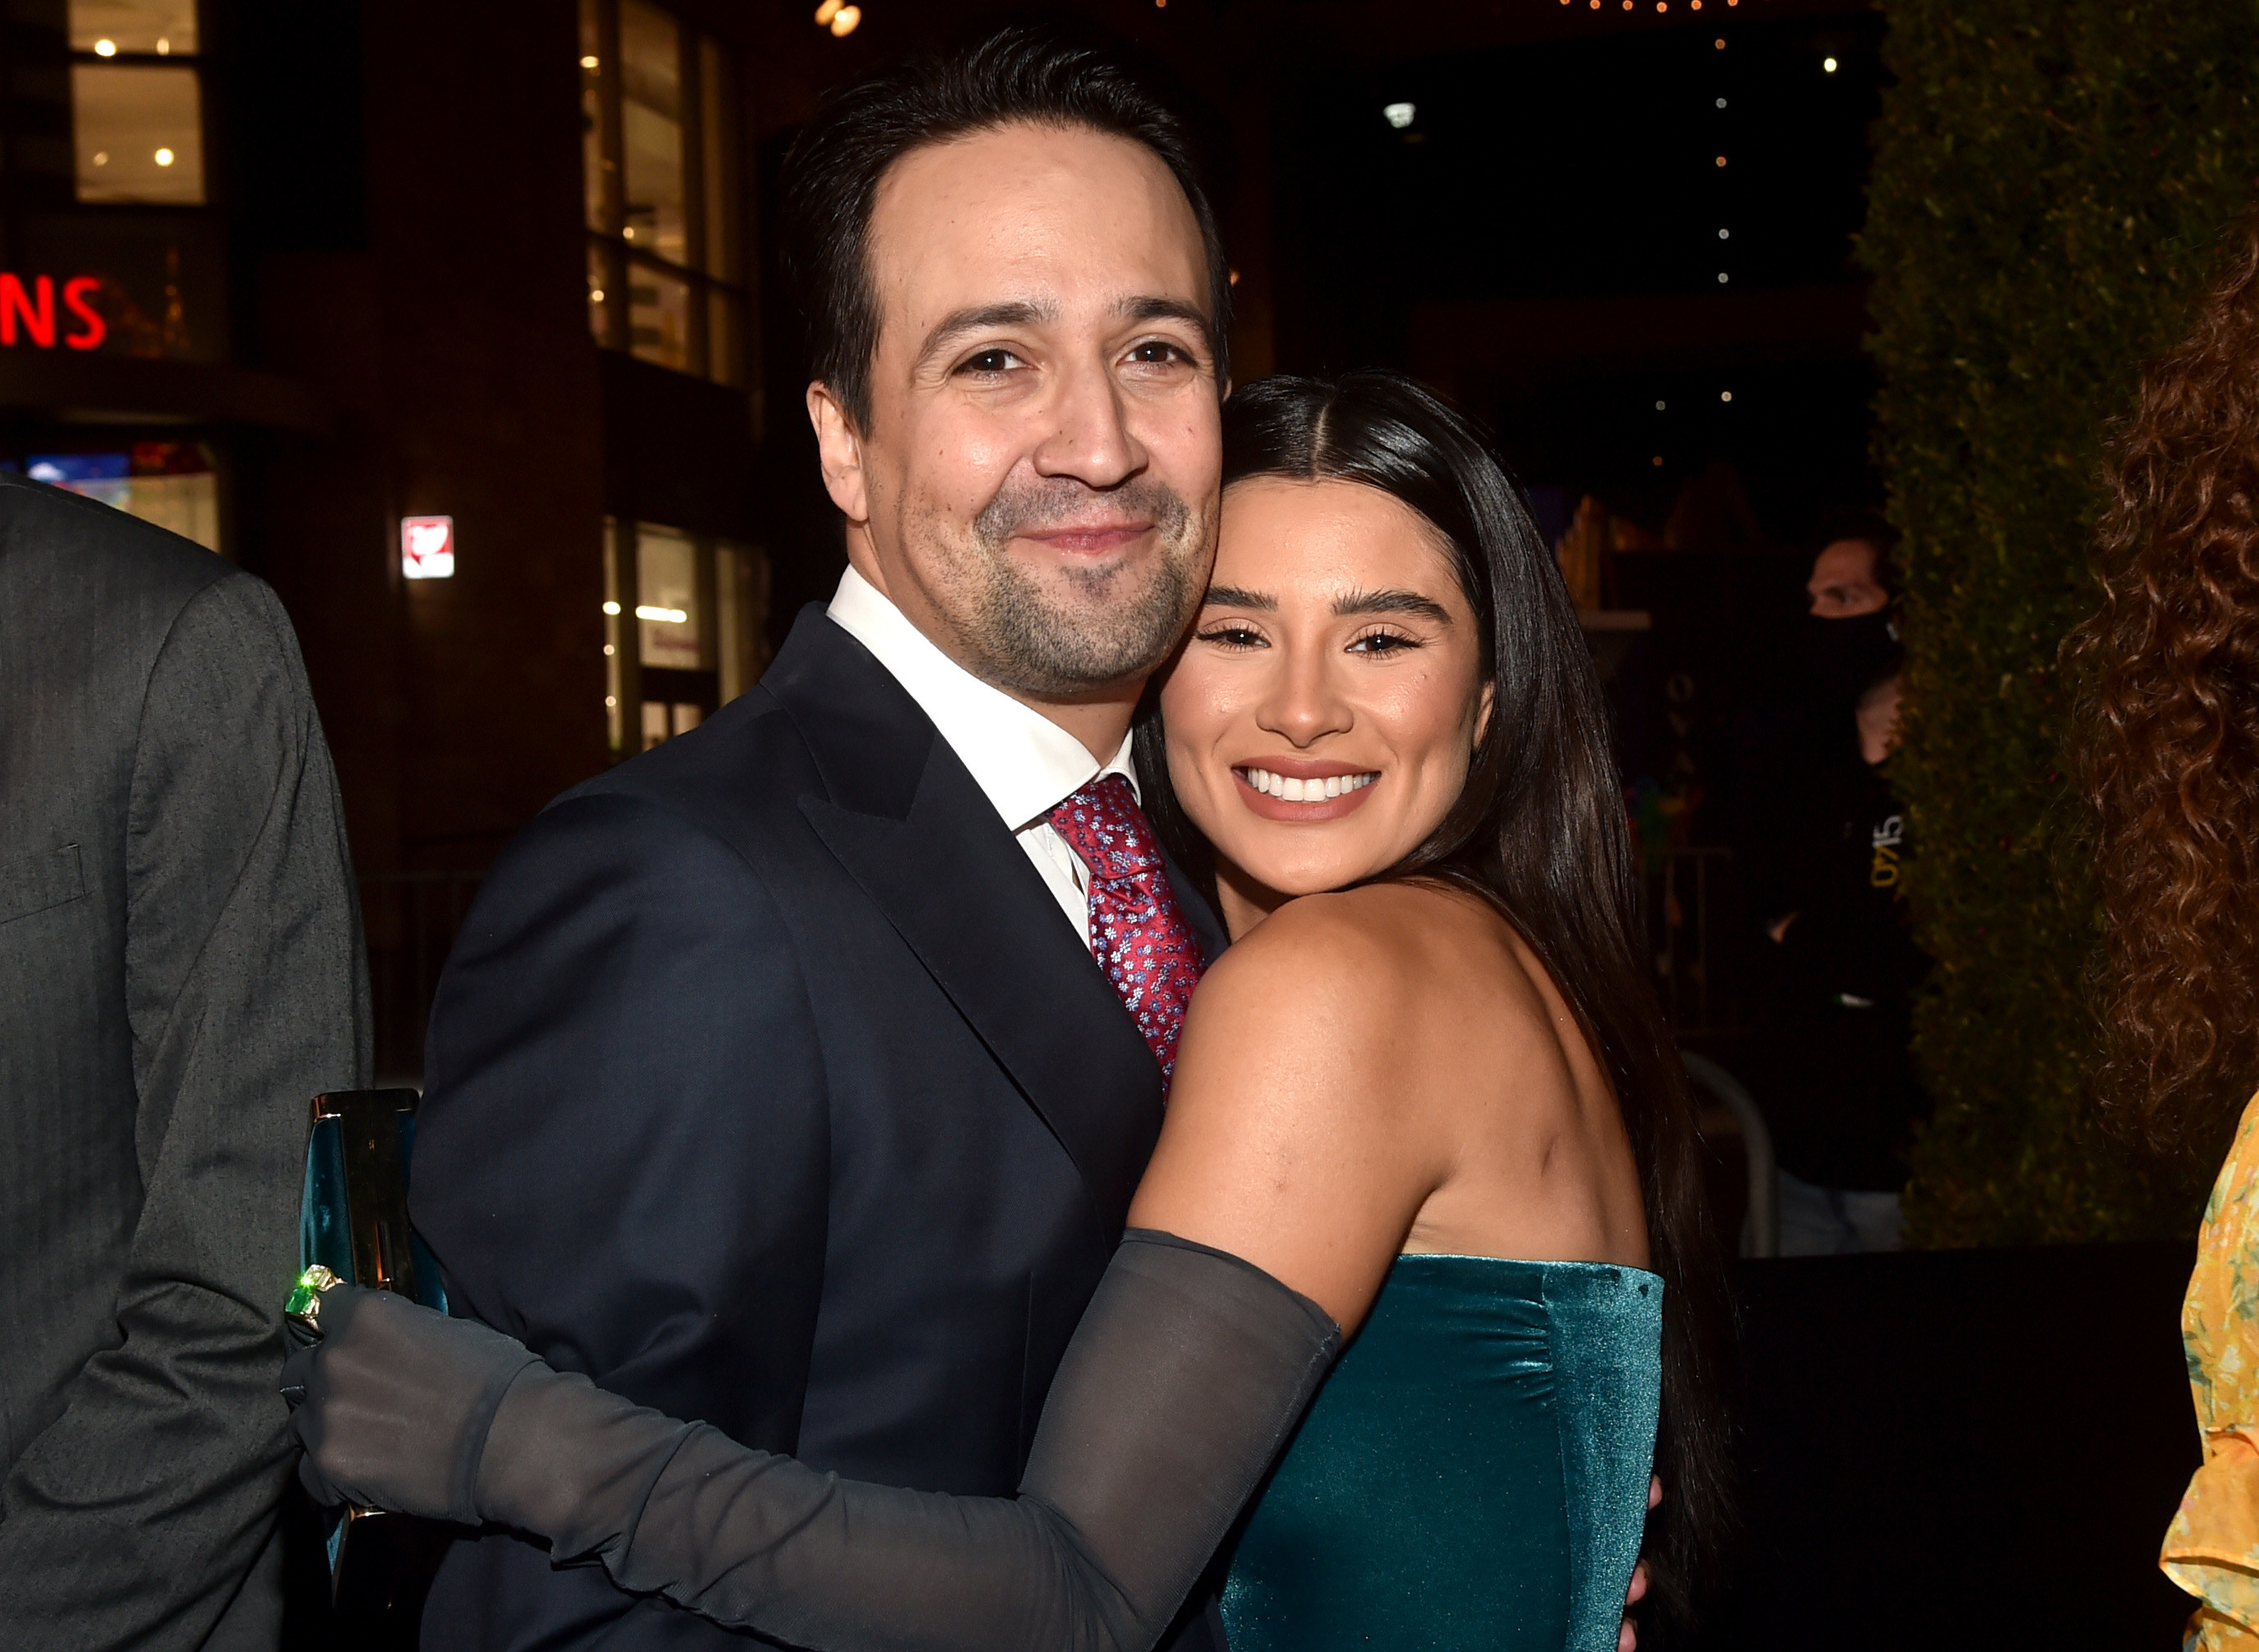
[1807,538,1889,618]
[810,121,1223,700]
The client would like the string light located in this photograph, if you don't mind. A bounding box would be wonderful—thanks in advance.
[814,0,860,34]
[1823,56,1839,72]
[1715,154,1727,167]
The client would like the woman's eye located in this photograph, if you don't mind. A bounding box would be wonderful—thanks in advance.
[1198,624,1266,650]
[958,348,1025,376]
[1347,629,1420,655]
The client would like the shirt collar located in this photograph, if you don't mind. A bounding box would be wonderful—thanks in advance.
[826,565,1136,832]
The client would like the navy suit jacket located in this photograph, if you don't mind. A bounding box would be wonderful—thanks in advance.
[411,607,1228,1650]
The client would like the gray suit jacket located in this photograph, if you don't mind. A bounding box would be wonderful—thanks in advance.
[0,474,370,1650]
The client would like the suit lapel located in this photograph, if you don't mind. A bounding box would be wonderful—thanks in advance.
[769,610,1165,1239]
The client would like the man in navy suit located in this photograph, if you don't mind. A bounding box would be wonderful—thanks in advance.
[409,28,1234,1650]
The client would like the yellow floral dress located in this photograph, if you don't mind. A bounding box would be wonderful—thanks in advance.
[2166,1088,2259,1650]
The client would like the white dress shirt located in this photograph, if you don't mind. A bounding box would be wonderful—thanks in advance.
[826,565,1137,952]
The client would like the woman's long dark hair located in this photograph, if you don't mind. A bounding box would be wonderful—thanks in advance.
[1135,372,1730,1631]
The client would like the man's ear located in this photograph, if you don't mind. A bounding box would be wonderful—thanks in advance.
[806,381,871,524]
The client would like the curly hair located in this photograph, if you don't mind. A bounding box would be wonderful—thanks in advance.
[2068,213,2259,1152]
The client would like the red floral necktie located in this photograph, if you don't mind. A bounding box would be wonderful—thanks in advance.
[1047,774,1206,1089]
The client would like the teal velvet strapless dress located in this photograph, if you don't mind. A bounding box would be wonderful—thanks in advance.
[1218,1256,1663,1652]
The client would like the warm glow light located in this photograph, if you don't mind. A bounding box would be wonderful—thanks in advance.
[1714,155,1727,167]
[1823,56,1839,72]
[814,0,842,21]
[605,696,618,707]
[1715,36,1726,48]
[603,600,623,614]
[1718,272,1729,283]
[155,37,169,53]
[93,38,116,55]
[829,4,860,35]
[1721,390,1734,402]
[581,53,599,68]
[1716,97,1727,107]
[92,152,108,167]
[1652,455,1664,467]
[636,605,687,623]
[1228,268,1241,285]
[153,148,175,167]
[604,644,616,656]
[590,287,605,303]
[1718,227,1730,239]
[1383,103,1415,130]
[1655,399,1667,410]
[623,226,635,239]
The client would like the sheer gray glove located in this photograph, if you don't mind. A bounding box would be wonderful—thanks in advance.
[281,1283,540,1525]
[290,1231,1340,1652]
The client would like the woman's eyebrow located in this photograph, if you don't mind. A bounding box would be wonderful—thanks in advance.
[1203,585,1276,610]
[1334,588,1454,623]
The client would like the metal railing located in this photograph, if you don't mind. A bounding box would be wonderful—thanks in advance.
[359,872,483,1085]
[1641,845,1752,1037]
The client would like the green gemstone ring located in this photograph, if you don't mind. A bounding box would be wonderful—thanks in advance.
[285,1265,341,1336]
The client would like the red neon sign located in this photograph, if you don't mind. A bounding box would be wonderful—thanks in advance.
[0,276,107,352]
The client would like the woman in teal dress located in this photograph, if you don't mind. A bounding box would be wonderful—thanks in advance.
[287,373,1725,1650]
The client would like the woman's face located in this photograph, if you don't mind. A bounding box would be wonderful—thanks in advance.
[1160,474,1491,911]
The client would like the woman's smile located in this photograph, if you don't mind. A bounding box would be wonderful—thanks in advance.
[1232,760,1380,820]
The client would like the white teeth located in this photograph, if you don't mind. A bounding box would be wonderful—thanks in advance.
[1240,768,1376,800]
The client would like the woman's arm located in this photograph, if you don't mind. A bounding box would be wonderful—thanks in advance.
[287,893,1464,1649]
[287,1230,1338,1652]
[1130,888,1474,1331]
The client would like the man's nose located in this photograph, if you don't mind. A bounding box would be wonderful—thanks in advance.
[1254,645,1353,749]
[1030,358,1147,489]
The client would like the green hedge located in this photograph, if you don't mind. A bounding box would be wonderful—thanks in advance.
[1863,0,2259,1244]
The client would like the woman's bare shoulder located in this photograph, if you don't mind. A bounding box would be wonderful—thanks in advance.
[1188,882,1554,1054]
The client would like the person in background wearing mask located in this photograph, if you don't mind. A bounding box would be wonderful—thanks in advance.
[1747,515,1929,1254]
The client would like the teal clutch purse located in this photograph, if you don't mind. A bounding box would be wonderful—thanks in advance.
[299,1089,454,1642]
[300,1088,450,1312]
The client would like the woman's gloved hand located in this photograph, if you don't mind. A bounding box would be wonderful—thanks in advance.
[280,1282,541,1525]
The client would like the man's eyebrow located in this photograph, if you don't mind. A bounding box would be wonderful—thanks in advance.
[1203,585,1276,610]
[915,300,1057,369]
[1118,294,1216,355]
[1334,588,1454,623]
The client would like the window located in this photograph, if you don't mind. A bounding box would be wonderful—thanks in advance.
[13,440,220,551]
[580,0,746,386]
[601,518,769,753]
[70,1,205,205]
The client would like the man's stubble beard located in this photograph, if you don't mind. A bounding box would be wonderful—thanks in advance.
[925,474,1213,698]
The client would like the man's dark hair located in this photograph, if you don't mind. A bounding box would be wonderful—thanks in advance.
[1813,507,1903,604]
[778,22,1230,433]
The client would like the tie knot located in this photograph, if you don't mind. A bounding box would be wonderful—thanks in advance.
[1047,774,1164,880]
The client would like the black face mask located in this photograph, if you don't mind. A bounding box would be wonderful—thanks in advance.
[1799,609,1902,705]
